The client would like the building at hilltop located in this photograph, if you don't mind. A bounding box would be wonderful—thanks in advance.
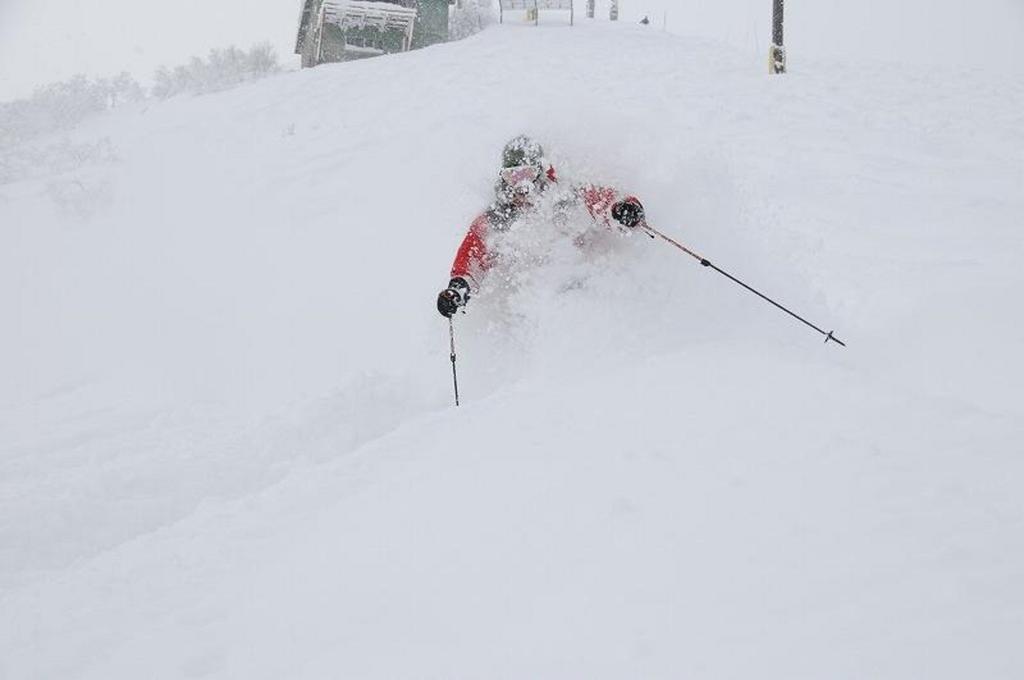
[296,0,450,67]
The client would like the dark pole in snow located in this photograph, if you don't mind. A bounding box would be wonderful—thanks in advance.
[449,317,461,406]
[587,0,595,19]
[772,0,784,46]
[771,0,786,73]
[642,224,845,347]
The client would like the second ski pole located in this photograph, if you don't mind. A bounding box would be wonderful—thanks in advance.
[449,317,460,406]
[642,224,846,347]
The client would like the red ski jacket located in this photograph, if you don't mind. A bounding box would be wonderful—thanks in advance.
[449,184,642,289]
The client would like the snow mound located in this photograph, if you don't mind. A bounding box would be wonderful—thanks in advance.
[2,20,1022,679]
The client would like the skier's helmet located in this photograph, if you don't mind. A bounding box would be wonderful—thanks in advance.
[501,135,545,170]
[496,135,549,208]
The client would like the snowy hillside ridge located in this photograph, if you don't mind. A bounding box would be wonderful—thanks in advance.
[0,43,281,137]
[0,43,283,188]
[3,19,1023,679]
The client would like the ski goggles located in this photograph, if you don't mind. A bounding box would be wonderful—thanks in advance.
[499,164,541,187]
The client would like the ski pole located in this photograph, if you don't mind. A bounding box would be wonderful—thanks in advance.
[448,317,460,406]
[642,224,846,347]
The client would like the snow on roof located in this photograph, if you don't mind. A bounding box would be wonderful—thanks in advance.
[297,0,418,55]
[322,0,418,33]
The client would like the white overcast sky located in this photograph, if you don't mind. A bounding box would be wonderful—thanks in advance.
[1,0,1022,100]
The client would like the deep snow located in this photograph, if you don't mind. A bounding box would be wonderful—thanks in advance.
[2,17,1023,680]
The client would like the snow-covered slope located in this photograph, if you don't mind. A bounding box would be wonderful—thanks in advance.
[2,20,1023,679]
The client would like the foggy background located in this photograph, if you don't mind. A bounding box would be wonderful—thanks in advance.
[2,0,1023,100]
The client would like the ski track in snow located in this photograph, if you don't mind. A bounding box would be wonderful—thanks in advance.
[2,20,1024,679]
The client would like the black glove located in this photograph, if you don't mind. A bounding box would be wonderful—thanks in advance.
[611,198,645,228]
[436,277,471,318]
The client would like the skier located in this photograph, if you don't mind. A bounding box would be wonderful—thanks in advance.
[436,135,646,317]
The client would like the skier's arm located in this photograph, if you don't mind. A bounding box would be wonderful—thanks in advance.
[577,185,646,229]
[437,215,491,318]
[449,215,490,290]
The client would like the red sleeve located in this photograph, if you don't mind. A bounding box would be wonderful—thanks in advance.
[449,213,491,289]
[577,185,620,226]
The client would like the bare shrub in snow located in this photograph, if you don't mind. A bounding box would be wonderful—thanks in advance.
[0,73,144,148]
[0,75,136,186]
[151,43,280,99]
[449,0,495,41]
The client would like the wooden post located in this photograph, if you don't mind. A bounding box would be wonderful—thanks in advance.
[609,0,618,21]
[586,0,594,19]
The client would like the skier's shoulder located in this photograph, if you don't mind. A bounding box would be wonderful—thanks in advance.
[482,203,517,231]
[459,206,507,242]
[453,210,489,238]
